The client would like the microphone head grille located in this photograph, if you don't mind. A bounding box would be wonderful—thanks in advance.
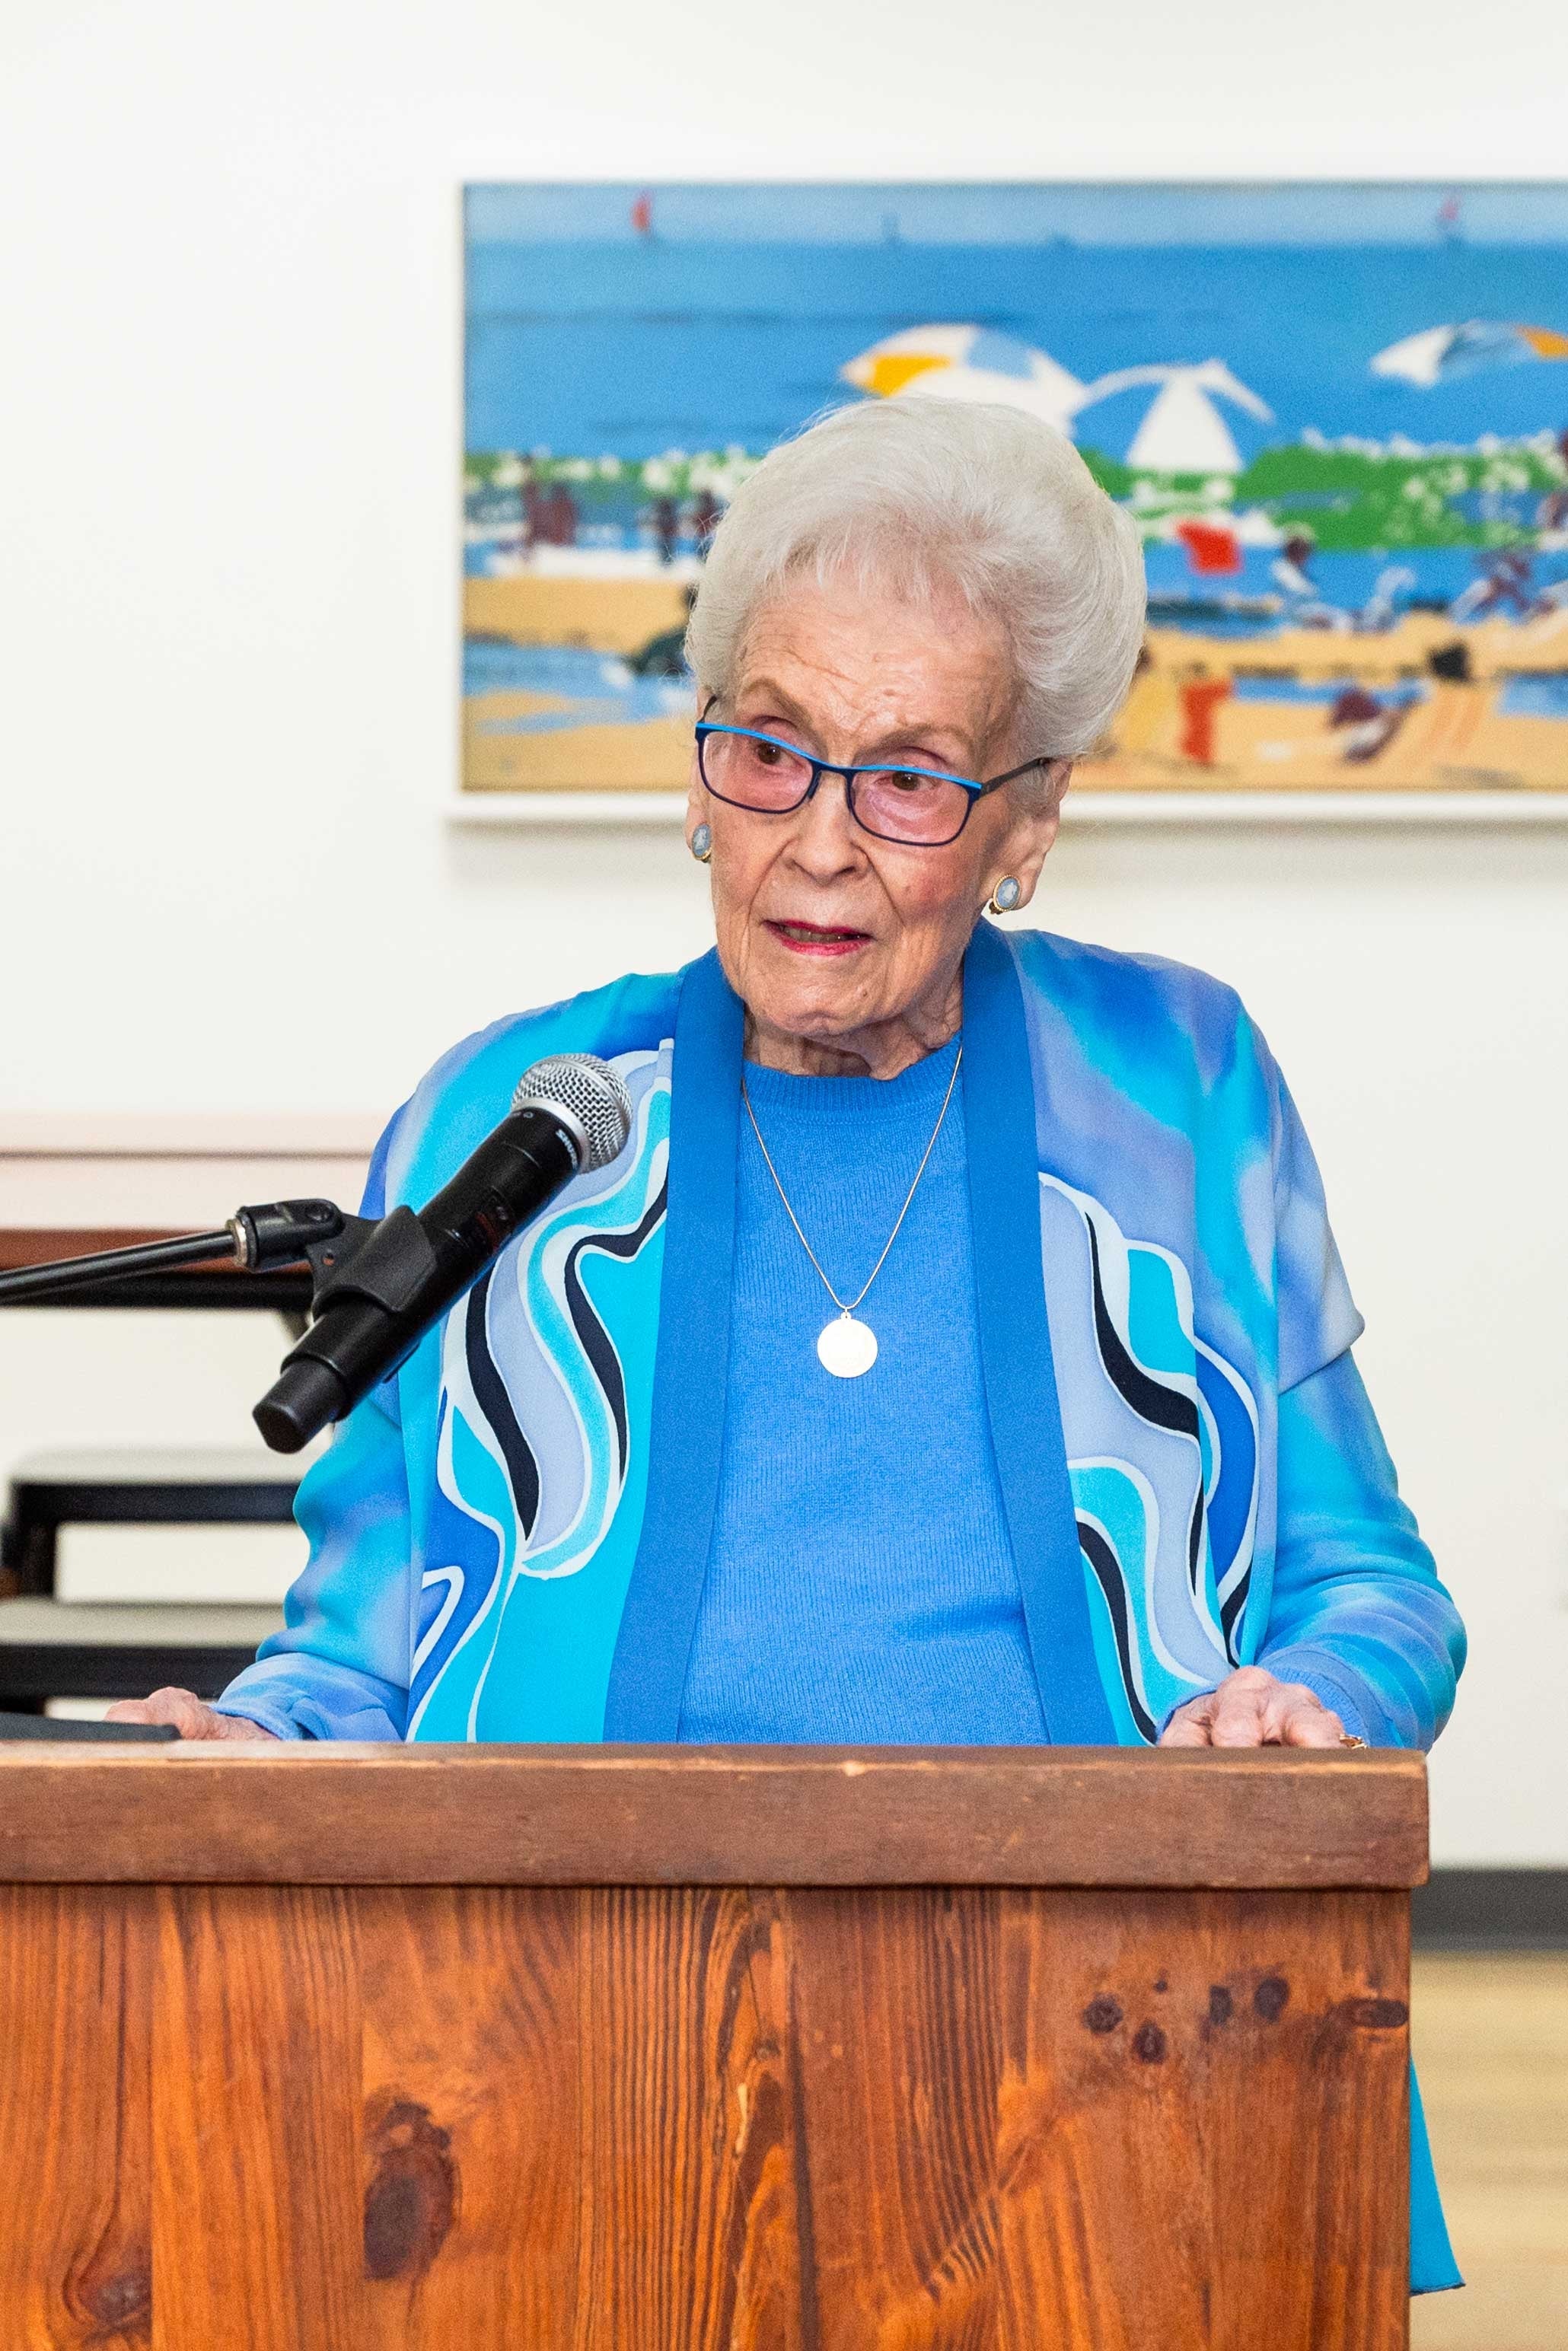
[512,1054,633,1173]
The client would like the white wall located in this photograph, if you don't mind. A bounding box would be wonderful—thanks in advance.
[2,0,1565,1858]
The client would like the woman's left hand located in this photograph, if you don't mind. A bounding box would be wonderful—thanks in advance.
[1158,1664,1347,1747]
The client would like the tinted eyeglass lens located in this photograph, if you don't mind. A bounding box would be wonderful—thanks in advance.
[701,729,814,809]
[853,766,972,845]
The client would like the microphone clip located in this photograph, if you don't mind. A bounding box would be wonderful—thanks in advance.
[230,1199,378,1290]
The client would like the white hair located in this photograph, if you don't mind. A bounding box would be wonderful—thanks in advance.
[684,397,1147,767]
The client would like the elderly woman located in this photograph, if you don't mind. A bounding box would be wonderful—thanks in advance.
[115,399,1464,2289]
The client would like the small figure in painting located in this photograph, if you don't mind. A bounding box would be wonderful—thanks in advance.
[542,483,578,549]
[1448,551,1531,623]
[649,495,680,565]
[1270,532,1347,629]
[1420,639,1487,771]
[1355,565,1417,634]
[519,459,547,554]
[1535,432,1568,534]
[1178,663,1232,766]
[1327,685,1407,764]
[690,488,724,553]
[629,587,698,677]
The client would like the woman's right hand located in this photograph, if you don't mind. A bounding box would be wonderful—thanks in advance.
[104,1687,279,1741]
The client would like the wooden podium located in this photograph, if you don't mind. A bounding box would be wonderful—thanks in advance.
[0,1744,1425,2349]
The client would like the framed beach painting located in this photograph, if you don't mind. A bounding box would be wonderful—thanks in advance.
[461,183,1568,803]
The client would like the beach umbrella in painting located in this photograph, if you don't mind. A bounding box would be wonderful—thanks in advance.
[1069,362,1274,476]
[1371,320,1568,386]
[840,326,1084,432]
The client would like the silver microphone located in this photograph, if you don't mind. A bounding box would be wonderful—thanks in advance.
[512,1053,633,1172]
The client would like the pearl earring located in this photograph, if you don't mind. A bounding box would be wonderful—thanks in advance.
[690,823,712,864]
[987,876,1021,915]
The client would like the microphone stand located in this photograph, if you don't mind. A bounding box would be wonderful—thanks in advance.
[0,1200,374,1306]
[0,1201,380,1741]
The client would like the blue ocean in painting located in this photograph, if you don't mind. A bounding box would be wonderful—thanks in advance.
[464,639,693,736]
[466,188,1568,460]
[1229,676,1428,708]
[1499,671,1568,718]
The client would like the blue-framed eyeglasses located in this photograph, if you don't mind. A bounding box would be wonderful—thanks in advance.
[694,715,1050,848]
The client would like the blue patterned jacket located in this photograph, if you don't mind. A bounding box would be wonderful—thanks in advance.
[218,921,1463,1757]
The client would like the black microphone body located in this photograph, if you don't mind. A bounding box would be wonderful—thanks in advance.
[255,1088,607,1454]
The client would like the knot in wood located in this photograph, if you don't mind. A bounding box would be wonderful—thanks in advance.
[1132,2021,1168,2065]
[363,2095,458,2284]
[1253,1976,1290,2024]
[1345,1996,1409,2031]
[84,2265,151,2330]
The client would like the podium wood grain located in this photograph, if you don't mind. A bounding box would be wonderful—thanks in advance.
[0,1748,1420,2349]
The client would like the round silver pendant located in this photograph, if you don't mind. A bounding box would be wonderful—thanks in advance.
[817,1314,878,1378]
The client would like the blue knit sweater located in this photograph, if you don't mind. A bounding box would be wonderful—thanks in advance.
[680,1038,1050,1744]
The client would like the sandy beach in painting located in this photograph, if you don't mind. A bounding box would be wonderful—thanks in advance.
[464,693,693,790]
[1092,609,1568,793]
[464,576,1568,795]
[467,574,693,660]
[464,575,696,791]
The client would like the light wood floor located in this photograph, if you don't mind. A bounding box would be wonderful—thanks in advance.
[1410,1953,1568,2351]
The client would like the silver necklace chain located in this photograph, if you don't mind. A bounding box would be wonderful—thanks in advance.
[739,1043,964,1317]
